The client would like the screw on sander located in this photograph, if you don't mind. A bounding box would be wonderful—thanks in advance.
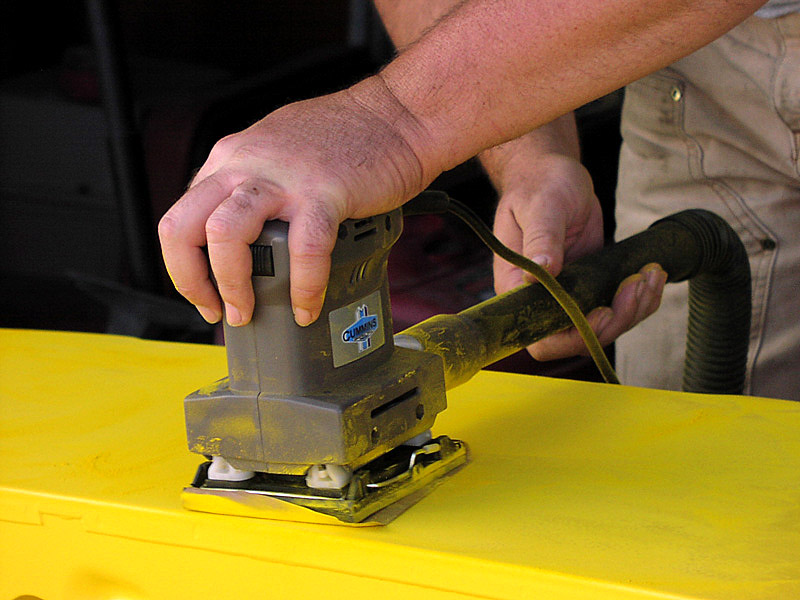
[182,208,467,524]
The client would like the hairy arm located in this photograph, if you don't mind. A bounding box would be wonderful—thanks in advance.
[159,0,764,328]
[379,0,765,175]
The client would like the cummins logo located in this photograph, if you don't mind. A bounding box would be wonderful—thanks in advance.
[341,305,379,353]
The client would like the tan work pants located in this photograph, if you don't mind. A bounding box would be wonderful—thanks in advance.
[615,14,800,401]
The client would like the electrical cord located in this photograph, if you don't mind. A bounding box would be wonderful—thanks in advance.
[404,191,620,385]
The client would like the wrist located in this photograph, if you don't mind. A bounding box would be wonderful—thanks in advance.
[344,75,442,200]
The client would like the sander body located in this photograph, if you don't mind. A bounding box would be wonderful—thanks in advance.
[183,208,466,524]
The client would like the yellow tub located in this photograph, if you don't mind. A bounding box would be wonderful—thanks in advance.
[1,329,798,599]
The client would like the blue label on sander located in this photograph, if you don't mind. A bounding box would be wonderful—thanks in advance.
[341,305,379,352]
[329,290,384,367]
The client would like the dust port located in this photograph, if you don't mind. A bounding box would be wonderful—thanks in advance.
[371,387,420,419]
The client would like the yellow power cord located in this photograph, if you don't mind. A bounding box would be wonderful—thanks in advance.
[446,198,620,385]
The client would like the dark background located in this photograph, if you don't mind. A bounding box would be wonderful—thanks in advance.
[0,1,622,380]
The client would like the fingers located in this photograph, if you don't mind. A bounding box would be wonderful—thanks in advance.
[601,263,668,343]
[529,306,615,361]
[205,180,287,326]
[527,263,667,362]
[197,178,341,328]
[491,156,602,297]
[158,173,239,324]
[157,84,427,330]
[287,203,340,326]
[161,171,318,328]
[517,207,567,279]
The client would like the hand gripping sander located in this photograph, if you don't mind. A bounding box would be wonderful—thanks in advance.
[181,196,752,526]
[181,207,467,525]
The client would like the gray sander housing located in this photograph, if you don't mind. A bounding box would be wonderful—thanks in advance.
[184,209,447,475]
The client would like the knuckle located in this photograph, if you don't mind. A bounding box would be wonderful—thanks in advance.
[291,284,323,304]
[215,279,249,296]
[204,213,236,243]
[211,270,253,300]
[522,234,556,256]
[228,178,281,211]
[238,177,285,200]
[209,133,239,159]
[293,202,339,257]
[228,189,255,215]
[173,280,209,303]
[226,140,270,167]
[305,200,339,235]
[173,281,199,298]
[157,212,181,242]
[204,179,286,244]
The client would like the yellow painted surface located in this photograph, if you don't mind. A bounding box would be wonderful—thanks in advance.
[1,329,799,599]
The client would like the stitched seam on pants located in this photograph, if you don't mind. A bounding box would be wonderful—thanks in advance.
[769,18,800,177]
[698,179,778,394]
[678,83,778,395]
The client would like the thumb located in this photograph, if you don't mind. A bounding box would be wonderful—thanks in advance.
[493,194,568,294]
[493,202,525,294]
[518,205,567,280]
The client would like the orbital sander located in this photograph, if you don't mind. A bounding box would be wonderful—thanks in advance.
[181,193,751,525]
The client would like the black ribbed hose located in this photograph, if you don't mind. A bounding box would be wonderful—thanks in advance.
[653,211,751,393]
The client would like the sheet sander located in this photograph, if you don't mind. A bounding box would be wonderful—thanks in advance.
[181,194,751,525]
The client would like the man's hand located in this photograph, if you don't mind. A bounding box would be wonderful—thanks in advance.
[158,77,432,327]
[482,119,667,361]
[491,153,603,293]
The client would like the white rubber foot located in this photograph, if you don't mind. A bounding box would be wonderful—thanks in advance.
[305,463,352,490]
[207,456,255,482]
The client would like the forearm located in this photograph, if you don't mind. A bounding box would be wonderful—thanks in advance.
[376,1,582,193]
[376,0,766,176]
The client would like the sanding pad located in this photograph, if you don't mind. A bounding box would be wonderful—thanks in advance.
[182,436,468,526]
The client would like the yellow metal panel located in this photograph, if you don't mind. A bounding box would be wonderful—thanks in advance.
[1,329,798,599]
